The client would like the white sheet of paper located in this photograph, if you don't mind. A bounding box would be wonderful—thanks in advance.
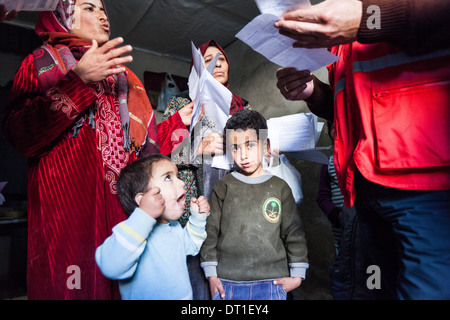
[267,113,318,152]
[203,74,232,169]
[255,0,310,17]
[236,0,340,71]
[187,42,233,169]
[211,150,235,170]
[267,113,328,164]
[0,0,59,12]
[188,42,232,133]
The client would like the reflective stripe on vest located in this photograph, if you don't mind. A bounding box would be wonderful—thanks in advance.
[331,44,450,207]
[353,47,450,73]
[334,77,346,97]
[334,47,450,96]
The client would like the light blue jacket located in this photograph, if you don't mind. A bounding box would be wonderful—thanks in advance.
[95,207,208,300]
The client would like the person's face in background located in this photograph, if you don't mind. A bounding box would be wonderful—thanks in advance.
[72,0,110,45]
[204,46,229,85]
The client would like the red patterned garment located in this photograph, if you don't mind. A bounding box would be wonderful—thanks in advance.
[2,1,158,299]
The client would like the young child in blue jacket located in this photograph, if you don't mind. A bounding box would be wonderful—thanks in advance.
[96,154,210,300]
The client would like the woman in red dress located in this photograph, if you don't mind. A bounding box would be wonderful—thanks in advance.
[2,0,158,299]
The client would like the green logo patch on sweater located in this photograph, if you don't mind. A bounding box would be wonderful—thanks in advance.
[262,197,281,223]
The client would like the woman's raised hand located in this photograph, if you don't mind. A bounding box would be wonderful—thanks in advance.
[179,101,205,127]
[74,37,133,84]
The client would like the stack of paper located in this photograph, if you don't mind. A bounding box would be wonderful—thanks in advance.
[188,42,232,133]
[188,42,233,169]
[236,0,340,72]
[267,113,329,164]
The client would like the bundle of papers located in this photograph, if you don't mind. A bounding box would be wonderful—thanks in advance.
[188,42,233,169]
[236,0,340,72]
[267,113,329,164]
[188,42,232,133]
[0,0,59,12]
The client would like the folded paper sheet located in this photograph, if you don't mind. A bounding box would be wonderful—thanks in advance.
[236,0,340,72]
[188,42,233,169]
[267,113,329,164]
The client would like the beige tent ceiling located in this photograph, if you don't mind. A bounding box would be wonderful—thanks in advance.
[9,0,261,62]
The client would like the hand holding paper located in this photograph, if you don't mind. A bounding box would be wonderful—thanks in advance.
[274,0,363,49]
[236,0,340,72]
[187,42,233,169]
[188,42,232,134]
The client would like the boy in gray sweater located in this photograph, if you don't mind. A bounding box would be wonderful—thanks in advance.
[200,109,309,300]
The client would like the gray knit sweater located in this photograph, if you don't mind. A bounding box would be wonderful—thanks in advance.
[200,172,309,281]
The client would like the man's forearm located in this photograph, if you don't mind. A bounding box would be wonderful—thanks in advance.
[358,0,450,54]
[304,76,334,121]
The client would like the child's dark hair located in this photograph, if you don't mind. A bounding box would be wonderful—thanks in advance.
[224,109,268,141]
[116,154,171,216]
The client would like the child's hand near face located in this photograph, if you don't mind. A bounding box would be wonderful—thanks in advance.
[190,196,210,215]
[136,187,165,220]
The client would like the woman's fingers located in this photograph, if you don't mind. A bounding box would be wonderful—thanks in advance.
[74,37,134,83]
[97,37,125,54]
[105,44,133,63]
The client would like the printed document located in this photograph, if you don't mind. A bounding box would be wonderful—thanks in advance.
[188,42,232,134]
[236,0,340,71]
[267,113,329,164]
[188,42,233,169]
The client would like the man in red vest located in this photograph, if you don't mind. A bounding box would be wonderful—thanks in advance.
[275,0,450,300]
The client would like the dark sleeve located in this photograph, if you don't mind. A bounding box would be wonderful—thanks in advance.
[200,180,225,264]
[280,183,308,265]
[304,75,334,121]
[316,164,341,228]
[358,0,450,55]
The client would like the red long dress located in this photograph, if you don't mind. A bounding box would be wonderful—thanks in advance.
[3,54,137,299]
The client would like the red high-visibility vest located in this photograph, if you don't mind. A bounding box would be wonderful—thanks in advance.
[328,43,450,208]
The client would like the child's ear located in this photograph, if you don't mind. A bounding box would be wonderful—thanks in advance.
[135,193,143,207]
